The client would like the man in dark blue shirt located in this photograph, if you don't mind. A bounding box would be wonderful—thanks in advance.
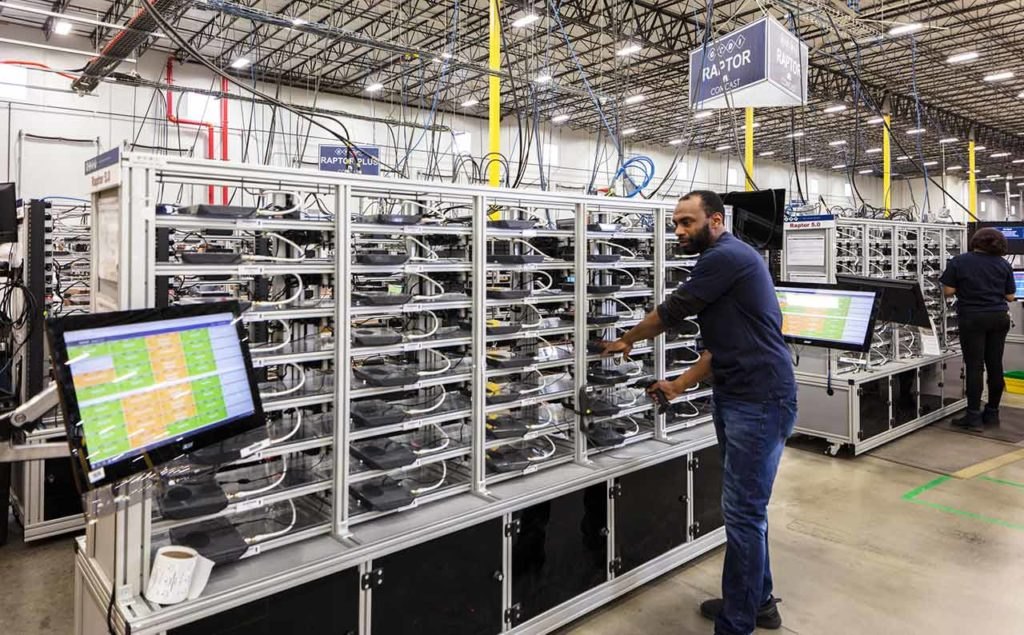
[603,190,796,635]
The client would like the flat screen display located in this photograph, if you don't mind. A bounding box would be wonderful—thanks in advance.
[775,283,879,352]
[1014,271,1024,298]
[969,222,1024,256]
[47,302,265,489]
[722,188,785,250]
[834,274,932,328]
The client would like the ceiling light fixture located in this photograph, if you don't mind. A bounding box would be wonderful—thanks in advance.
[867,117,885,124]
[715,144,732,151]
[291,17,306,26]
[615,42,642,57]
[987,174,1001,179]
[828,140,847,146]
[923,161,938,166]
[622,127,637,135]
[759,151,776,157]
[534,72,552,84]
[981,189,993,193]
[624,94,645,104]
[798,157,813,163]
[1013,159,1024,164]
[52,20,73,35]
[231,57,252,69]
[865,148,882,154]
[823,104,847,113]
[551,113,570,124]
[888,22,924,36]
[832,164,847,169]
[897,155,911,160]
[991,152,1011,158]
[668,139,683,145]
[511,13,540,28]
[983,71,1014,82]
[461,97,479,107]
[858,169,874,174]
[906,128,926,135]
[939,137,958,144]
[693,110,714,119]
[975,145,987,151]
[946,51,978,64]
[946,165,963,171]
[786,131,805,138]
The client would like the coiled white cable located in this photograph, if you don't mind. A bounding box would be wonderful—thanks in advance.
[530,270,553,291]
[495,237,556,260]
[252,273,304,308]
[407,272,447,299]
[610,297,642,319]
[402,386,448,415]
[257,190,304,217]
[269,409,303,445]
[527,436,557,461]
[260,363,306,399]
[409,462,447,495]
[528,403,555,429]
[417,349,452,376]
[243,232,307,263]
[250,320,292,353]
[404,311,439,341]
[245,499,297,544]
[593,240,637,259]
[413,423,451,455]
[518,368,552,395]
[230,458,287,499]
[610,268,636,289]
[520,304,543,329]
[407,236,439,262]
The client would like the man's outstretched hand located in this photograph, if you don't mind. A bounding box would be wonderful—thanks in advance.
[600,339,632,358]
[646,378,687,402]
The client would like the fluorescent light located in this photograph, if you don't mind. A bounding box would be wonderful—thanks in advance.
[786,131,805,138]
[1013,159,1024,164]
[291,17,306,26]
[906,128,926,135]
[53,20,72,35]
[832,164,847,169]
[987,174,1001,179]
[991,152,1011,158]
[939,137,958,144]
[624,94,645,104]
[668,139,683,145]
[984,71,1014,82]
[865,147,882,154]
[1018,182,1024,186]
[693,110,714,120]
[511,13,539,28]
[616,43,642,57]
[823,104,847,113]
[981,189,993,193]
[715,144,732,151]
[0,36,137,62]
[828,140,847,146]
[231,57,252,69]
[888,22,923,36]
[897,155,910,160]
[859,169,874,174]
[759,151,776,157]
[737,122,761,129]
[798,157,813,163]
[975,145,986,151]
[461,97,479,107]
[867,117,885,124]
[946,165,963,171]
[946,51,978,64]
[923,161,938,167]
[622,128,637,136]
[551,113,570,124]
[534,72,552,84]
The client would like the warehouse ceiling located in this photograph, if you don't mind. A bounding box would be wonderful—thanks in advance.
[3,0,1024,185]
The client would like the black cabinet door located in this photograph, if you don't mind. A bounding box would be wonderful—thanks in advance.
[859,377,891,439]
[614,456,688,574]
[511,484,608,625]
[169,567,359,635]
[372,519,503,635]
[43,458,84,520]
[692,446,724,539]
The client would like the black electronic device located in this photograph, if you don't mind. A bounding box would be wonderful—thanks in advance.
[351,400,407,428]
[47,301,265,490]
[189,427,268,466]
[350,440,417,470]
[158,474,229,520]
[0,182,16,243]
[559,283,621,295]
[485,414,530,439]
[486,353,536,369]
[722,189,785,250]
[372,214,422,226]
[352,328,403,346]
[587,254,621,263]
[969,222,1024,256]
[586,368,630,385]
[487,254,545,265]
[354,292,412,306]
[574,390,620,417]
[351,479,415,511]
[353,363,418,387]
[582,421,626,447]
[556,219,620,232]
[487,288,531,300]
[586,341,607,354]
[178,204,257,218]
[181,251,242,265]
[647,381,671,414]
[835,275,932,328]
[356,254,410,266]
[775,282,880,352]
[168,517,249,564]
[460,320,521,336]
[487,219,536,230]
[558,312,619,326]
[486,446,533,472]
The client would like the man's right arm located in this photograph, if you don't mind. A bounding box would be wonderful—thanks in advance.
[602,288,707,356]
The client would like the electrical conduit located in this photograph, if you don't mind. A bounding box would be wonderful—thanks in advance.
[165,57,215,203]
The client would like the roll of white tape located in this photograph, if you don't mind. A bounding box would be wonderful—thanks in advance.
[144,546,215,605]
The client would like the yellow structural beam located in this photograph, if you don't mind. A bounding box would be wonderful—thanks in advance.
[744,107,755,191]
[488,0,501,188]
[968,139,978,219]
[882,114,892,216]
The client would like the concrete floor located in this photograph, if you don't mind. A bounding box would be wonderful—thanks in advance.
[4,417,1024,634]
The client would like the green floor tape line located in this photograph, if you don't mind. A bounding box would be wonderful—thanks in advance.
[901,476,951,501]
[978,476,1024,490]
[902,475,1024,532]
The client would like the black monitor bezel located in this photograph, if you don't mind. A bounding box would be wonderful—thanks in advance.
[775,281,880,352]
[722,188,786,251]
[969,221,1024,255]
[834,274,932,328]
[47,301,266,490]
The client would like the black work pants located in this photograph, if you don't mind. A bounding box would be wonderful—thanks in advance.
[958,311,1011,412]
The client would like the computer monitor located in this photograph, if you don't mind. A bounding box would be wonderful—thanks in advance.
[47,301,265,489]
[969,221,1024,256]
[775,282,880,352]
[834,275,932,328]
[722,189,785,250]
[0,183,17,243]
[1014,270,1024,298]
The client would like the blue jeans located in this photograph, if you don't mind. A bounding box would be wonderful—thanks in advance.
[711,393,797,635]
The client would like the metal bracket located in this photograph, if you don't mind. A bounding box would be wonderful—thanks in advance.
[360,567,384,590]
[608,482,622,498]
[504,604,522,625]
[504,518,521,537]
[609,557,622,575]
[688,522,700,538]
[688,455,700,471]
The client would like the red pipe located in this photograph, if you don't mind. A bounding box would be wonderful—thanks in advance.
[220,76,229,204]
[165,58,215,203]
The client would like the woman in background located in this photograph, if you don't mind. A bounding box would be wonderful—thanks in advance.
[940,228,1016,430]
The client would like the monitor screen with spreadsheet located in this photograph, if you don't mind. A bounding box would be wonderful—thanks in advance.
[1014,271,1024,298]
[47,301,265,489]
[775,283,880,352]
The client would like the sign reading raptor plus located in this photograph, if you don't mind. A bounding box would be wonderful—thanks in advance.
[319,144,381,176]
[689,17,808,109]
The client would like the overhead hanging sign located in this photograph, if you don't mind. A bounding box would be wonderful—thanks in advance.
[689,17,808,109]
[318,144,381,176]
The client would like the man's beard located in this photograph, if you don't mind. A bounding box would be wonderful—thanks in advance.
[680,223,712,254]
